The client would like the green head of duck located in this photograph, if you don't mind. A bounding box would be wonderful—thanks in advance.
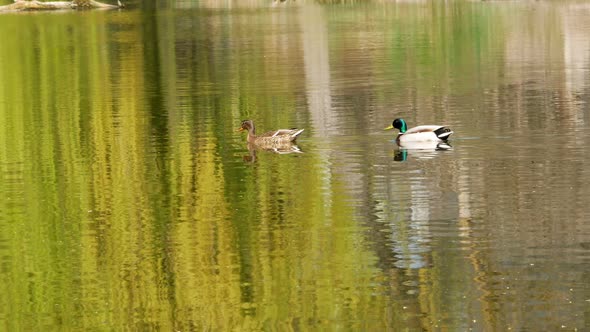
[384,118,407,133]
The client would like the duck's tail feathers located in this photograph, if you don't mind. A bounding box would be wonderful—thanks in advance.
[291,129,304,139]
[434,127,453,140]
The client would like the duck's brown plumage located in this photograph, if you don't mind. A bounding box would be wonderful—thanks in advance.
[238,120,304,145]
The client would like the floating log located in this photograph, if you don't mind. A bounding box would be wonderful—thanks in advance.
[0,0,123,12]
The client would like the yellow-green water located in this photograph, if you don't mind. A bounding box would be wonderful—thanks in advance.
[1,1,589,330]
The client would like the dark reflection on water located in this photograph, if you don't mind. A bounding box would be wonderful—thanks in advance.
[1,1,590,331]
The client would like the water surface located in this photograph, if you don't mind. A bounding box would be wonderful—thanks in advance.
[0,1,589,330]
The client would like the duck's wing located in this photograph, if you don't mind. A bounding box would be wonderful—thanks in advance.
[404,125,453,141]
[404,125,444,135]
[260,128,304,138]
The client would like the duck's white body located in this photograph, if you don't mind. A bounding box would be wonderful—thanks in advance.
[386,119,453,143]
[397,125,453,143]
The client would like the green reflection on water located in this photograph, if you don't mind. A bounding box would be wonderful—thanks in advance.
[0,1,589,331]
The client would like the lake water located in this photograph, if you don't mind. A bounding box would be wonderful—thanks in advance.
[1,1,589,330]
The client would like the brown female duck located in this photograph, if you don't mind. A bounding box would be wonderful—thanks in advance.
[237,120,304,146]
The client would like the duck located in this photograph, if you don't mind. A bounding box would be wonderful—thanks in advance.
[237,119,304,146]
[384,118,453,143]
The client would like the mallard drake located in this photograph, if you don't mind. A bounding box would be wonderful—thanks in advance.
[237,120,304,145]
[384,118,453,143]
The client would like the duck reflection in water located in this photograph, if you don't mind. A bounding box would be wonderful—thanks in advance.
[237,120,304,162]
[243,142,302,162]
[394,141,452,162]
